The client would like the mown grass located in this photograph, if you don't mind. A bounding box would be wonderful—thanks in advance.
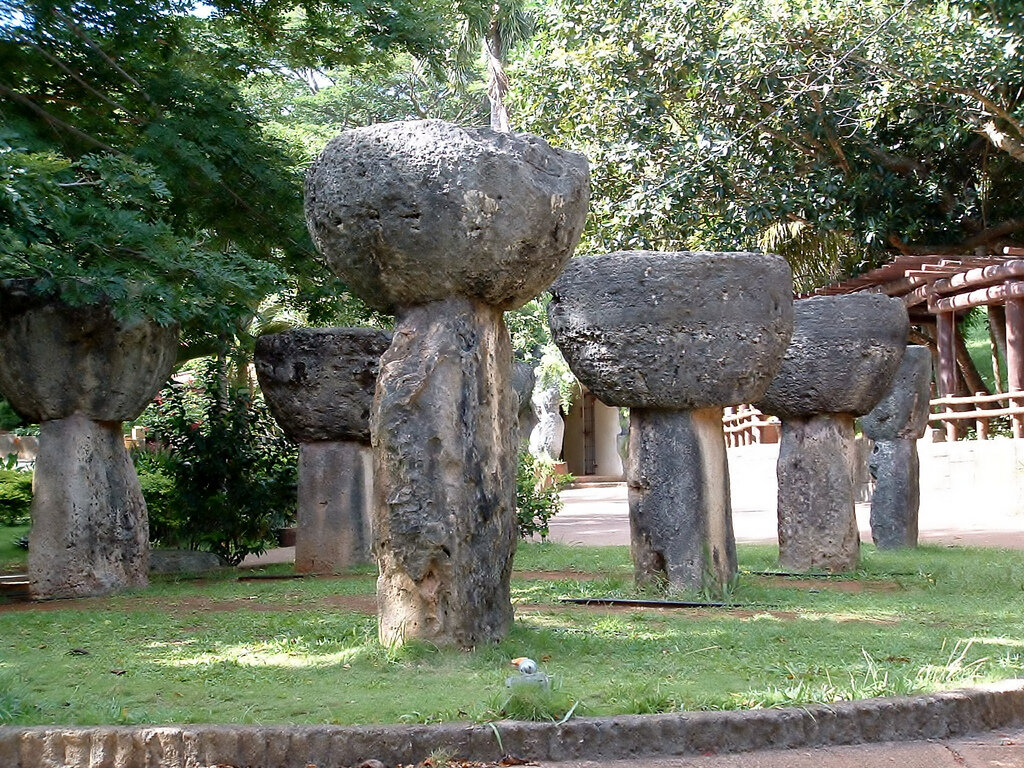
[0,524,28,573]
[0,541,1022,726]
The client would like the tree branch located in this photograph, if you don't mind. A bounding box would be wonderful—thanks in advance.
[0,82,120,154]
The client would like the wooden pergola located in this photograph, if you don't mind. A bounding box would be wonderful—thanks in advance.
[803,247,1024,438]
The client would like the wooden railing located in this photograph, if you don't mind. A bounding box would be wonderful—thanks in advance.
[722,405,780,447]
[929,390,1024,441]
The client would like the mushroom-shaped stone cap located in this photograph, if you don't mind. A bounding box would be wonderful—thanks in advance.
[755,294,910,419]
[305,119,590,314]
[0,282,178,422]
[254,327,391,443]
[861,345,932,441]
[547,251,794,410]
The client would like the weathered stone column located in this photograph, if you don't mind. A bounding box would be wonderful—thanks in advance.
[548,252,793,593]
[756,295,909,572]
[255,328,390,573]
[305,120,589,646]
[861,345,932,549]
[0,283,177,598]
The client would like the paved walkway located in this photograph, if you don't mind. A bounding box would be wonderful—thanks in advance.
[547,481,1024,548]
[544,727,1024,767]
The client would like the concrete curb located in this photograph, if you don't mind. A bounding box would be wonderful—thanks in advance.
[1,679,1022,767]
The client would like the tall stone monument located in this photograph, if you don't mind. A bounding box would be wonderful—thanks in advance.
[548,252,793,593]
[0,282,177,598]
[861,345,932,549]
[305,120,589,646]
[756,294,909,572]
[255,328,391,573]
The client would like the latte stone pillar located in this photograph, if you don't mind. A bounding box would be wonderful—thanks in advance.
[756,294,909,572]
[548,252,793,594]
[861,345,932,549]
[305,119,589,647]
[255,328,391,573]
[0,283,177,598]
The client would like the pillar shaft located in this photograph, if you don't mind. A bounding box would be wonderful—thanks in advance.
[372,297,517,647]
[29,414,148,599]
[627,406,737,593]
[868,438,920,549]
[777,414,860,572]
[295,441,373,574]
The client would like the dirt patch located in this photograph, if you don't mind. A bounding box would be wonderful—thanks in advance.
[0,593,379,615]
[753,576,904,593]
[512,570,619,581]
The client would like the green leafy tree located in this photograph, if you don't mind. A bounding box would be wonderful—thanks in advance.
[512,0,1024,286]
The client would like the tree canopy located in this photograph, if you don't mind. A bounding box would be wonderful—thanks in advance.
[0,0,471,337]
[511,0,1024,289]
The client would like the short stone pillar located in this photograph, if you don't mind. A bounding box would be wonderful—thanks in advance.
[756,294,909,572]
[861,345,932,549]
[0,283,177,598]
[529,384,565,462]
[305,119,589,646]
[548,252,793,593]
[255,328,391,573]
[512,361,537,448]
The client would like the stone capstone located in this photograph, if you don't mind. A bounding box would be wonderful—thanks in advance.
[0,283,178,423]
[756,294,910,420]
[29,414,149,598]
[776,414,860,572]
[628,407,736,591]
[372,297,517,648]
[547,251,794,410]
[254,327,391,444]
[861,345,932,441]
[305,120,590,313]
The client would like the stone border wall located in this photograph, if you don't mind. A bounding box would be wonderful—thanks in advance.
[1,680,1022,767]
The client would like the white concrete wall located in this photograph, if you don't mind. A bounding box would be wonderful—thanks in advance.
[727,436,1024,522]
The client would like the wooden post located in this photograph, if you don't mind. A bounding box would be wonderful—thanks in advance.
[975,393,989,440]
[1006,298,1024,438]
[936,312,959,440]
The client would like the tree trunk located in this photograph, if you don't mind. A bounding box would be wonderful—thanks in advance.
[954,319,992,398]
[486,10,510,133]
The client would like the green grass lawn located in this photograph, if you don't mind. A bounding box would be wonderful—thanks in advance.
[0,541,1022,726]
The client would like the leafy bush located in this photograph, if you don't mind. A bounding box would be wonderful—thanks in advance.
[135,358,298,565]
[516,451,573,540]
[0,469,33,526]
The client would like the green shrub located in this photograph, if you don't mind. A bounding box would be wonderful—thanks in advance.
[135,358,297,565]
[515,452,573,540]
[0,469,33,526]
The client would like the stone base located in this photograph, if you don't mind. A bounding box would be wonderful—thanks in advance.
[296,441,374,573]
[372,297,517,648]
[29,414,149,599]
[777,414,860,572]
[627,407,736,593]
[868,438,920,549]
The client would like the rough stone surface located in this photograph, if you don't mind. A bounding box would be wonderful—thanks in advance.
[627,407,736,592]
[529,383,565,461]
[512,360,536,447]
[869,438,921,549]
[777,414,860,572]
[372,297,517,648]
[296,441,373,573]
[861,345,933,441]
[757,294,910,419]
[29,414,149,599]
[149,549,224,574]
[305,120,590,313]
[0,283,178,423]
[254,327,391,444]
[547,251,794,410]
[1,681,1022,767]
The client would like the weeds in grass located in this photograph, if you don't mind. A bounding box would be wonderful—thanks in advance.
[0,672,26,723]
[490,675,580,723]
